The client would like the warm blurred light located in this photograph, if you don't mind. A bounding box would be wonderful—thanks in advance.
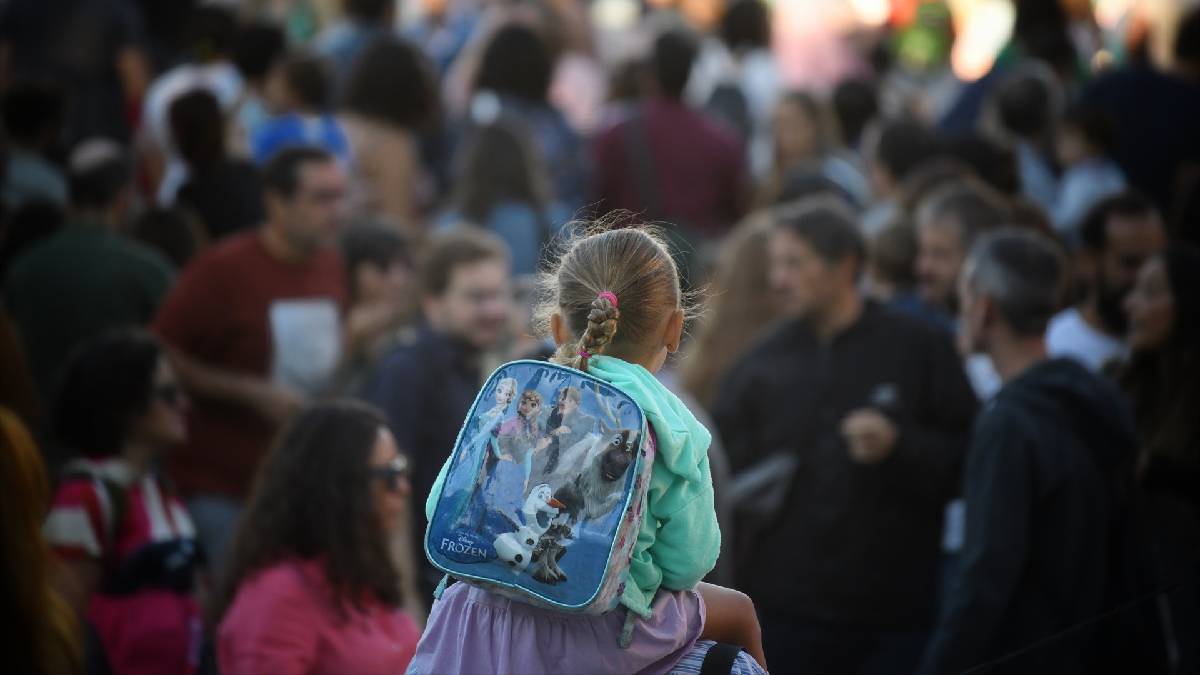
[850,0,892,26]
[591,0,640,32]
[1095,0,1135,30]
[1092,48,1116,72]
[949,0,1014,81]
[773,0,867,90]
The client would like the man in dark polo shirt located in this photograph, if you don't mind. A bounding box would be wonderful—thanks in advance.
[714,198,978,675]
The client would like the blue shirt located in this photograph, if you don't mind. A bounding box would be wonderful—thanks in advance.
[250,113,351,166]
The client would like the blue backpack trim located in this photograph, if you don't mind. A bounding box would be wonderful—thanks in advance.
[424,359,649,612]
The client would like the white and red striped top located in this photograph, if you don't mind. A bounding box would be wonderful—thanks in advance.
[42,457,196,562]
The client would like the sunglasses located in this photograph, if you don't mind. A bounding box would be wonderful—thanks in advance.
[369,455,410,492]
[154,383,184,407]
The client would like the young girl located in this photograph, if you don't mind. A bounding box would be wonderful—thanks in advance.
[410,227,768,674]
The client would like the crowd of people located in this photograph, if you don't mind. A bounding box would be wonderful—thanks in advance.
[1,0,1198,673]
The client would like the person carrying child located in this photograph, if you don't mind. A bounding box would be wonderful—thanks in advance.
[409,225,768,674]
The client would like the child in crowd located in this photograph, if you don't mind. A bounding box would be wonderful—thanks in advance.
[409,226,768,674]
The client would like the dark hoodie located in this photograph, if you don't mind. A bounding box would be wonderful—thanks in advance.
[920,358,1139,675]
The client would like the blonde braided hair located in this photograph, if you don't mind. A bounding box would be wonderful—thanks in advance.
[536,222,685,373]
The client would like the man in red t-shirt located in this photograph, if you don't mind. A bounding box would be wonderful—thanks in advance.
[154,147,347,575]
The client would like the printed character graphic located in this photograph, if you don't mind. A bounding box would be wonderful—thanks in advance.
[464,389,550,534]
[528,386,640,585]
[459,377,518,464]
[493,484,565,573]
[531,386,597,486]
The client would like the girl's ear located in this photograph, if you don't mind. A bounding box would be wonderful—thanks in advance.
[550,312,573,347]
[664,308,685,354]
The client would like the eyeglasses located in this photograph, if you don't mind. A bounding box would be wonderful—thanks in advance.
[154,383,184,407]
[369,455,410,493]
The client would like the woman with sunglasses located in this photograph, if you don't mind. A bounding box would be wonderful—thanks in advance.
[43,329,204,675]
[217,400,420,674]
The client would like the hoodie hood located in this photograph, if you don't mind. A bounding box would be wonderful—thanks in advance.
[586,355,712,484]
[999,357,1137,470]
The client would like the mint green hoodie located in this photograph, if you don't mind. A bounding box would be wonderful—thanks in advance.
[425,355,721,617]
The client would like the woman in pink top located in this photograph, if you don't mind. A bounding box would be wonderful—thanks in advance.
[217,401,420,674]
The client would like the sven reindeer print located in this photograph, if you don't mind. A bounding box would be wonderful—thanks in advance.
[530,385,640,585]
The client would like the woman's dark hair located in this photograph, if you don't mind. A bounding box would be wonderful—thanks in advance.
[170,88,226,169]
[873,118,941,185]
[1119,245,1200,470]
[233,22,287,82]
[279,52,334,111]
[474,24,554,104]
[1062,104,1117,157]
[720,0,770,53]
[52,330,163,458]
[452,121,550,225]
[219,401,402,620]
[994,70,1053,138]
[832,78,878,149]
[1012,0,1076,74]
[341,37,437,129]
[943,133,1019,197]
[341,222,410,301]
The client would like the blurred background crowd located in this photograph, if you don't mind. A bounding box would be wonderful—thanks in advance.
[1,0,1199,673]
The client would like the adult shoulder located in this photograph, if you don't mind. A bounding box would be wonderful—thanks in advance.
[866,301,957,349]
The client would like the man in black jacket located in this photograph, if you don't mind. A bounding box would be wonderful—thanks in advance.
[713,199,978,674]
[919,230,1139,675]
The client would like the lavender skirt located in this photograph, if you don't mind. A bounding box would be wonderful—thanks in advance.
[407,582,706,675]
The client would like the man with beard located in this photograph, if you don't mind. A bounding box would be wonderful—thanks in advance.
[715,200,977,673]
[1046,192,1165,371]
[913,179,1011,326]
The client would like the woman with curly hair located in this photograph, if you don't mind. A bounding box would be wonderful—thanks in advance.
[217,400,419,673]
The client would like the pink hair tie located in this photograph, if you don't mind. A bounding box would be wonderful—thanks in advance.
[577,350,591,359]
[598,291,619,308]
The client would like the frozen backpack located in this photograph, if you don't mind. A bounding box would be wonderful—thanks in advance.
[425,359,654,614]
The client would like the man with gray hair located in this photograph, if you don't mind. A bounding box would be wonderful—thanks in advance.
[919,230,1139,675]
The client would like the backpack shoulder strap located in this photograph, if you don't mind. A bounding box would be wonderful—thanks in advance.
[60,465,130,561]
[699,642,744,675]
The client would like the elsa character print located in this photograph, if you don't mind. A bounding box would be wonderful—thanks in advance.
[459,377,517,464]
[466,389,551,533]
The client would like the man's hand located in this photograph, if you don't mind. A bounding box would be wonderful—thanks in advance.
[552,425,571,437]
[841,409,899,465]
[252,384,307,426]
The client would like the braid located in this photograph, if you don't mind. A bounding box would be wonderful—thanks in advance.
[573,295,619,371]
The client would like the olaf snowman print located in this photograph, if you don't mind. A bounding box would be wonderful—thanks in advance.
[494,484,565,573]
